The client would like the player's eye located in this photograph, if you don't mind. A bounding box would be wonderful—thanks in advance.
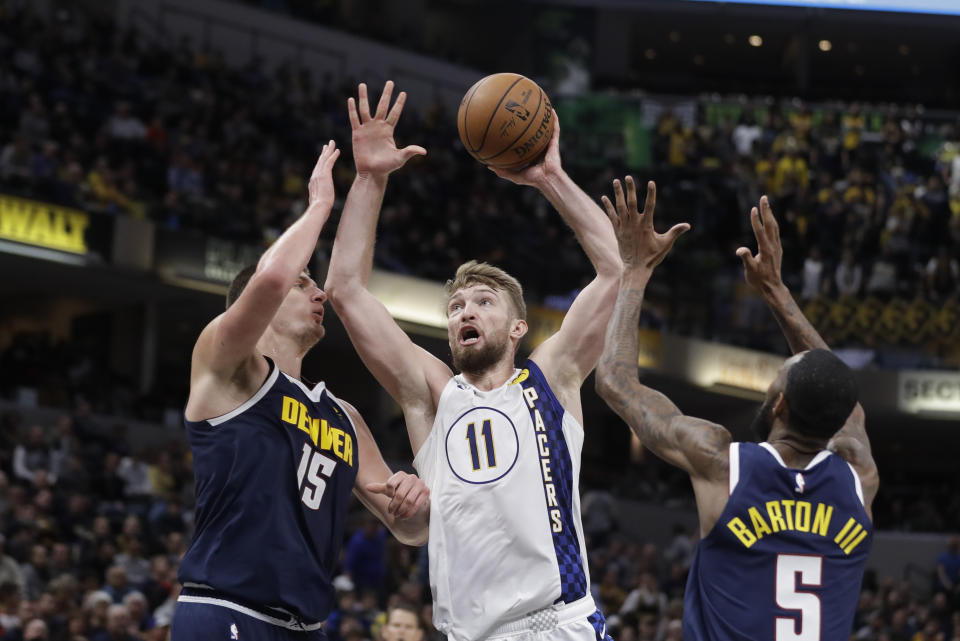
[480,298,491,305]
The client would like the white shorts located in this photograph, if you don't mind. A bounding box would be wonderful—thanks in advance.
[481,598,613,641]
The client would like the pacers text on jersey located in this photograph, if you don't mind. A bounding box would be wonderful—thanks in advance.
[281,396,354,466]
[726,499,868,554]
[522,385,563,533]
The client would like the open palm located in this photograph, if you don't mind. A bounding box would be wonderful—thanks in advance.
[349,81,426,177]
[601,177,690,271]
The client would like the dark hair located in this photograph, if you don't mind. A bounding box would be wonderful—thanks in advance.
[387,603,422,628]
[226,264,258,309]
[783,349,858,439]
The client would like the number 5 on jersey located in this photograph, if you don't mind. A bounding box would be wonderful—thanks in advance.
[297,443,336,509]
[776,554,822,641]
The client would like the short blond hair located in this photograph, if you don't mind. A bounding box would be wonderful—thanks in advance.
[445,260,526,320]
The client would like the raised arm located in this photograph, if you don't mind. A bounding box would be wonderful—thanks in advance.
[736,196,877,507]
[492,114,621,388]
[324,82,451,452]
[594,177,731,533]
[594,176,728,477]
[192,141,339,378]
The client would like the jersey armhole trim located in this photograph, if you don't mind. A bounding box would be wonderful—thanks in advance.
[846,461,865,506]
[412,376,456,476]
[728,442,740,496]
[206,363,279,427]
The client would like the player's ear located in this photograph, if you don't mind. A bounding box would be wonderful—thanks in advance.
[511,319,528,340]
[772,392,787,418]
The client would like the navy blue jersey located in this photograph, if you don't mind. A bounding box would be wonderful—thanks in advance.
[179,357,358,623]
[684,442,871,641]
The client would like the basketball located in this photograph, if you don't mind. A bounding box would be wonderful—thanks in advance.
[457,73,554,169]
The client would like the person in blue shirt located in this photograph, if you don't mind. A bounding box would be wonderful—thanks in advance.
[595,180,879,641]
[172,136,430,641]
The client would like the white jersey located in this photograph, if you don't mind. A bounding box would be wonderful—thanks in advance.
[413,360,595,641]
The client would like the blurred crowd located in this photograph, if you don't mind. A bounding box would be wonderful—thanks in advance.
[0,403,958,641]
[1,5,958,365]
[0,408,192,641]
[644,101,960,364]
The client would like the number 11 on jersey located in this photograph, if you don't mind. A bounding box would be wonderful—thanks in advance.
[465,420,496,470]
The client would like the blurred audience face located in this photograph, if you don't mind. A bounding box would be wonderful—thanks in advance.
[382,608,422,641]
[106,603,131,635]
[23,618,49,641]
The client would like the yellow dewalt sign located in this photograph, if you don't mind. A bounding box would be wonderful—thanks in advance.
[0,195,89,254]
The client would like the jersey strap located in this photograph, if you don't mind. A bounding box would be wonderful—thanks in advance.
[516,360,587,604]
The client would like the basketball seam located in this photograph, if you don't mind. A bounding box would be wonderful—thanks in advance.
[472,76,525,157]
[459,79,485,153]
[479,88,545,163]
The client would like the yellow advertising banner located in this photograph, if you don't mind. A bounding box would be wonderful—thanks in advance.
[0,195,89,254]
[526,306,662,368]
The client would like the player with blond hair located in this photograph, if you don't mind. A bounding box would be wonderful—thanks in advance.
[325,81,621,641]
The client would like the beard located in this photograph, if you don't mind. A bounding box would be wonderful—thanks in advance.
[750,397,775,442]
[451,330,510,375]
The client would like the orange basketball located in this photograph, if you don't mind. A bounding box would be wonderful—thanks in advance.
[457,73,554,169]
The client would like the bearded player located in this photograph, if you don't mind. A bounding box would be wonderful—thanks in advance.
[325,81,620,641]
[595,182,878,641]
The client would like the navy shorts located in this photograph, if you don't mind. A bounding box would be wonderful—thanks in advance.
[171,595,327,641]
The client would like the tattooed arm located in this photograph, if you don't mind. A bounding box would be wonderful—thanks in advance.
[595,268,731,481]
[592,176,730,481]
[736,196,877,511]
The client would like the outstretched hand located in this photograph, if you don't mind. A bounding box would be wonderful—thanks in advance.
[488,109,561,188]
[308,140,340,209]
[601,177,689,272]
[348,81,426,177]
[366,471,429,520]
[736,195,784,294]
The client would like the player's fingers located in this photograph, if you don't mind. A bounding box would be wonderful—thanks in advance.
[400,145,428,162]
[397,485,429,520]
[665,222,690,244]
[548,109,560,145]
[392,478,423,518]
[347,97,361,130]
[759,195,780,240]
[487,165,510,178]
[643,181,657,227]
[386,90,407,126]
[375,80,394,120]
[325,148,341,168]
[749,206,764,243]
[613,179,627,217]
[365,482,392,497]
[311,149,326,176]
[625,176,638,217]
[600,195,617,225]
[358,83,371,122]
[735,247,757,269]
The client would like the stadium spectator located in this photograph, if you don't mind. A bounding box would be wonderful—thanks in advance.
[344,515,388,597]
[937,537,960,599]
[0,536,25,594]
[12,425,58,487]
